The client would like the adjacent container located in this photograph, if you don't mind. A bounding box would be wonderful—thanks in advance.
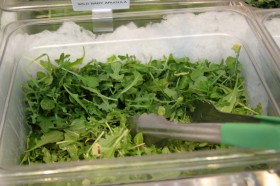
[252,9,280,81]
[1,0,279,23]
[1,2,280,185]
[0,0,241,20]
[0,0,244,37]
[256,9,280,51]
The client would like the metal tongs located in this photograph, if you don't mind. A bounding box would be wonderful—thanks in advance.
[129,101,280,150]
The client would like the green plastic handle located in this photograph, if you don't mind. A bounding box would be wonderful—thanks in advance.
[254,115,280,124]
[221,123,280,150]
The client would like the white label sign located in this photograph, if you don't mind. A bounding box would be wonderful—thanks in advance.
[71,0,130,11]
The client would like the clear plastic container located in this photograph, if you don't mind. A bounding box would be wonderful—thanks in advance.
[0,0,239,33]
[0,0,240,19]
[260,10,280,51]
[0,3,280,185]
[254,9,280,75]
[0,0,239,11]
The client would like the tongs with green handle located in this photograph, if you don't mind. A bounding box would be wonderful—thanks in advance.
[129,101,280,150]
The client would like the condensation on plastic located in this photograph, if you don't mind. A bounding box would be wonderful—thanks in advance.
[0,2,280,185]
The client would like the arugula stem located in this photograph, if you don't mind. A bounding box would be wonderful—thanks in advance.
[163,55,170,70]
[116,72,142,97]
[127,105,151,108]
[63,85,88,112]
[87,131,105,155]
[129,143,146,150]
[81,86,118,101]
[174,72,189,76]
[105,122,113,134]
[210,74,223,86]
[113,129,129,148]
[237,102,259,115]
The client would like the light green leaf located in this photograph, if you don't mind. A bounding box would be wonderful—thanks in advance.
[27,131,64,151]
[68,48,85,68]
[191,69,204,81]
[133,132,144,145]
[232,44,241,54]
[42,147,52,163]
[157,106,166,116]
[66,144,79,160]
[81,85,117,101]
[163,88,178,99]
[218,75,239,113]
[82,75,99,88]
[110,62,124,80]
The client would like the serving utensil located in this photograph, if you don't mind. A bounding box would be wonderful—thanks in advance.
[128,100,280,150]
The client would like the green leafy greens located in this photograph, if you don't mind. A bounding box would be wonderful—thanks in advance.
[21,45,262,165]
[245,0,280,8]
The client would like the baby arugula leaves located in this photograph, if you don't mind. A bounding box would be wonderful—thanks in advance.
[21,44,262,165]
